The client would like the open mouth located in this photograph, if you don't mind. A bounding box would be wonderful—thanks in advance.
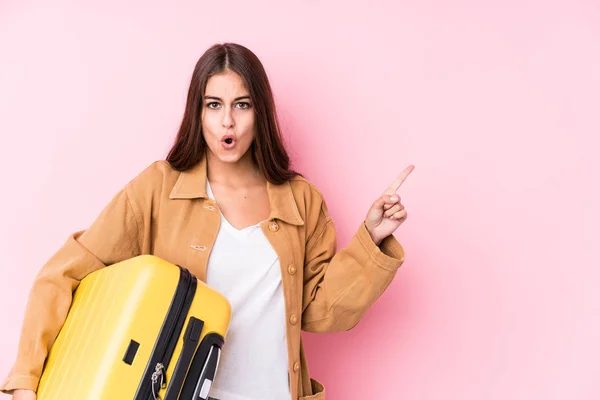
[221,134,236,149]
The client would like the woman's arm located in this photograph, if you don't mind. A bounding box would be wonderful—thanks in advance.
[0,181,146,395]
[301,166,413,333]
[301,207,405,333]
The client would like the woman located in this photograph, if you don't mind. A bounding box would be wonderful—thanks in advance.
[3,43,413,400]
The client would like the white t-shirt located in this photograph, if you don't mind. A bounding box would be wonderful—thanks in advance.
[205,181,290,400]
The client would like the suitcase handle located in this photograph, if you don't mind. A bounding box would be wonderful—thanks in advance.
[192,344,221,399]
[163,317,205,399]
[178,333,225,400]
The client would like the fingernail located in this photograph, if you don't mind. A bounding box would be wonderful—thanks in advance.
[391,195,398,201]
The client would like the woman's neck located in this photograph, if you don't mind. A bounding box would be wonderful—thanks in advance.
[206,149,265,188]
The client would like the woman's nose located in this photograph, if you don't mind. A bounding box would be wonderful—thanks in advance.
[222,107,234,128]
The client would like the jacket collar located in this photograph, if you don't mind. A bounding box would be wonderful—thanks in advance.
[169,156,304,226]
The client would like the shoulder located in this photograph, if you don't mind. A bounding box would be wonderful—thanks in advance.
[126,160,177,185]
[124,160,180,199]
[287,175,332,223]
[288,175,325,201]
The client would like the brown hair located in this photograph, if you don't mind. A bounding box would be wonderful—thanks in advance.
[166,43,300,184]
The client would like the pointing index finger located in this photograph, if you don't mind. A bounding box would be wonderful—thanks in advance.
[385,165,415,194]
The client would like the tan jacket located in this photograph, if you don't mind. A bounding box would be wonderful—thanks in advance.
[1,156,405,399]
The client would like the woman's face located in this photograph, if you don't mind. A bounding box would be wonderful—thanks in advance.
[201,70,256,164]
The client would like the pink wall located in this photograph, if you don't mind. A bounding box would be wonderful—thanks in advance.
[1,1,598,399]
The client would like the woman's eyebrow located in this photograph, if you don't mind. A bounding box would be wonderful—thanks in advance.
[204,95,251,101]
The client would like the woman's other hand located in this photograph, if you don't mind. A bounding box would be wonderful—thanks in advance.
[365,165,415,245]
[12,389,36,400]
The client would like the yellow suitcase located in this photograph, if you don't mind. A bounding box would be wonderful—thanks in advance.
[36,255,231,400]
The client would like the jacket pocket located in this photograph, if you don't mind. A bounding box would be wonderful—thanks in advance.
[299,378,325,399]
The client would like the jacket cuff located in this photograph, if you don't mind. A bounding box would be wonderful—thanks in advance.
[0,374,39,394]
[357,222,405,271]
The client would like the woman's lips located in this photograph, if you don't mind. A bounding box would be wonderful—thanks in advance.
[221,134,236,150]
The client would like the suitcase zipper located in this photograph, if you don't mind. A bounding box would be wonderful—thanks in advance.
[134,266,197,400]
[151,363,166,400]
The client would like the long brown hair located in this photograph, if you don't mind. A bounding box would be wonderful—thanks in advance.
[166,43,300,184]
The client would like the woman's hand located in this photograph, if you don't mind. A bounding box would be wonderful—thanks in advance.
[12,389,36,400]
[365,165,414,245]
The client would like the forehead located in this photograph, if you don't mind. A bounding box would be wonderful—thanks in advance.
[205,70,249,97]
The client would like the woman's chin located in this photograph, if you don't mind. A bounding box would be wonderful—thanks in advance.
[210,147,251,164]
[218,154,242,163]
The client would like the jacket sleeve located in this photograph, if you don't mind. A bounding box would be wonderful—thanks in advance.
[0,181,146,394]
[301,199,405,333]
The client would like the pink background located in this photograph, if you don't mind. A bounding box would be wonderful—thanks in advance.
[1,1,599,399]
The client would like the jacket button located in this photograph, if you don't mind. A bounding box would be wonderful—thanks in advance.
[293,362,300,372]
[269,221,279,232]
[289,314,298,325]
[288,264,296,275]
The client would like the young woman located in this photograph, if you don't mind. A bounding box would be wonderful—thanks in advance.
[3,43,413,400]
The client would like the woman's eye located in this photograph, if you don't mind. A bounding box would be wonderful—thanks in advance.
[206,102,220,109]
[235,102,251,109]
